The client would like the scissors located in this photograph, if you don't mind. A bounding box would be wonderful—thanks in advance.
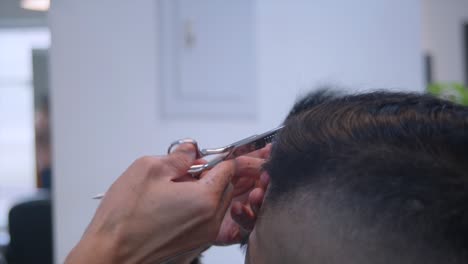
[167,125,284,176]
[92,125,283,199]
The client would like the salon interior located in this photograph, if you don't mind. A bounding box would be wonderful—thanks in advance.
[0,0,467,263]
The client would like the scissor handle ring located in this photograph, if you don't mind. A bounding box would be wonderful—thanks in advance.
[167,138,201,157]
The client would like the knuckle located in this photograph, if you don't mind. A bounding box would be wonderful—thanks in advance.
[166,155,189,170]
[135,156,152,168]
[135,156,164,175]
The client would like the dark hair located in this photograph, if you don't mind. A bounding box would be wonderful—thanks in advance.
[264,89,468,262]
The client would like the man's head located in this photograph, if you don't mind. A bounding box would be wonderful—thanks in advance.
[245,90,468,263]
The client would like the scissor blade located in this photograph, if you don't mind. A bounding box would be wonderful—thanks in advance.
[226,125,284,159]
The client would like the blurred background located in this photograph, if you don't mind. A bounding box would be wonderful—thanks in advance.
[0,0,466,263]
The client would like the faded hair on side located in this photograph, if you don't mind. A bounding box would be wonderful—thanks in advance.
[263,88,468,262]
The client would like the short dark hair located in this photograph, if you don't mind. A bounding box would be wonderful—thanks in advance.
[264,89,468,262]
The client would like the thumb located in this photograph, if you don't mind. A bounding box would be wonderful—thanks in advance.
[165,143,197,175]
[199,160,236,200]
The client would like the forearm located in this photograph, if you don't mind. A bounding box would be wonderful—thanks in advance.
[65,234,119,264]
[66,231,209,264]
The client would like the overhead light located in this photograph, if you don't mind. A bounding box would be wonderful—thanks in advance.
[20,0,50,11]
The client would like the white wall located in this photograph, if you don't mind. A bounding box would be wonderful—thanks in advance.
[0,0,46,27]
[422,0,468,83]
[49,1,423,263]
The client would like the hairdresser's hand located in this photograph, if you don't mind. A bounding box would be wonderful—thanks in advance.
[65,144,237,264]
[214,145,271,245]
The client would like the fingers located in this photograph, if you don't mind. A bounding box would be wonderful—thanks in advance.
[231,173,270,233]
[193,158,208,165]
[198,161,237,229]
[230,189,265,232]
[165,143,197,175]
[197,156,267,226]
[231,201,256,231]
[234,156,265,184]
[199,160,236,198]
[249,188,265,215]
[258,172,270,189]
[245,143,272,159]
[172,158,208,182]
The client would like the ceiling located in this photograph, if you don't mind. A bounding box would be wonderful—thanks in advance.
[0,0,47,27]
